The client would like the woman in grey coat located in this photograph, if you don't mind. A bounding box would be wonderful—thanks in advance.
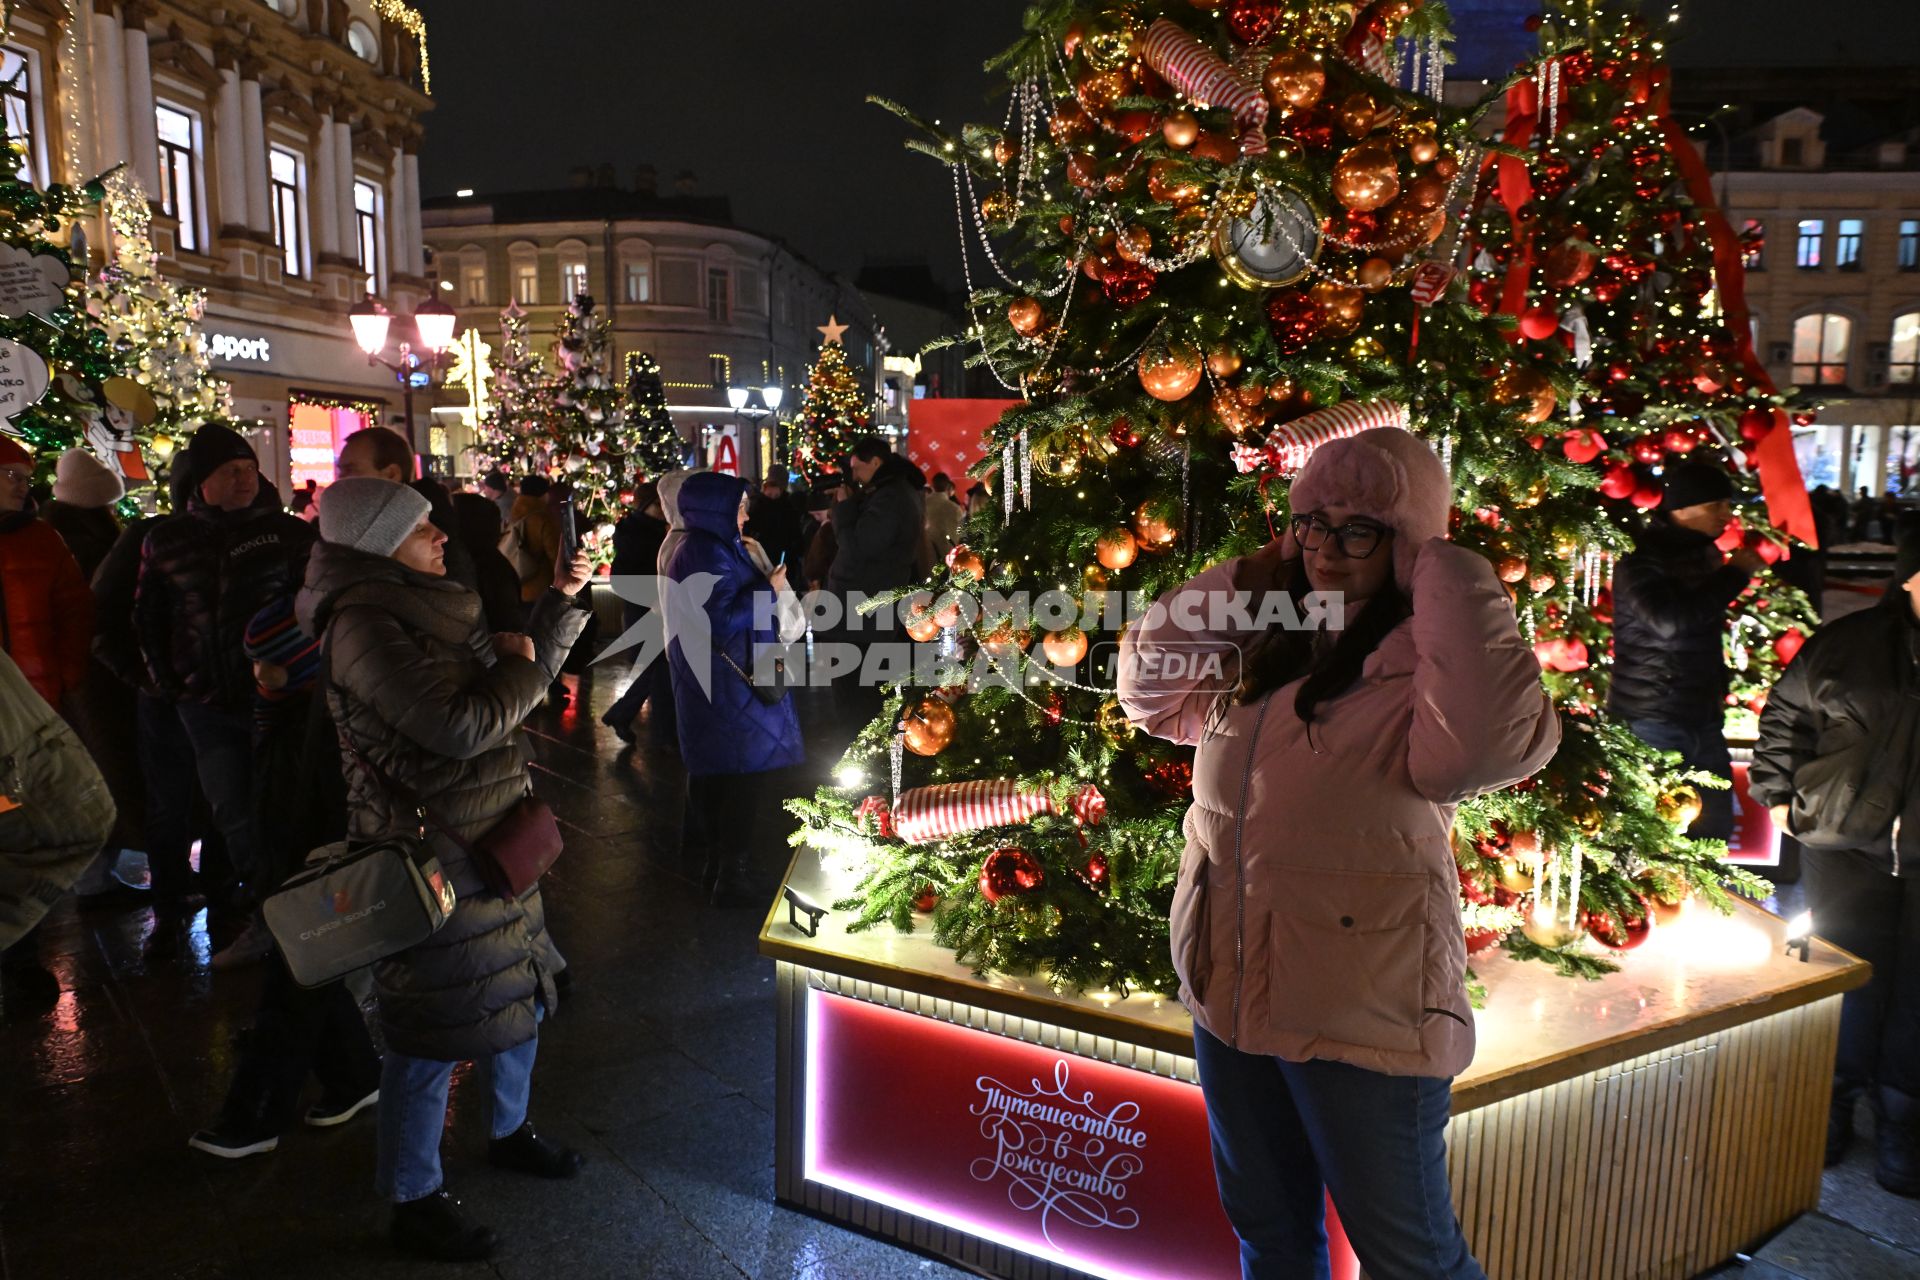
[298,478,591,1262]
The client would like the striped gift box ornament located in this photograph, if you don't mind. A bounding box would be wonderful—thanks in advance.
[1139,19,1269,156]
[1232,399,1411,476]
[893,780,1107,845]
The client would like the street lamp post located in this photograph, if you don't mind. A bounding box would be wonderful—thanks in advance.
[349,295,459,459]
[725,382,785,477]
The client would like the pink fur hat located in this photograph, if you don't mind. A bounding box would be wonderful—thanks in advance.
[1289,427,1451,584]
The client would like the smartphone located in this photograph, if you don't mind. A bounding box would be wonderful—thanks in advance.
[558,492,579,559]
[777,550,788,568]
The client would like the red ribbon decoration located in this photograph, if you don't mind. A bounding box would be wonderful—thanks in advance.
[1486,76,1545,341]
[1652,69,1818,547]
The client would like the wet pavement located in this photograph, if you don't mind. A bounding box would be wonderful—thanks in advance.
[2,668,1917,1279]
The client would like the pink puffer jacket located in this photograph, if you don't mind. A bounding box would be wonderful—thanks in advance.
[1118,539,1558,1078]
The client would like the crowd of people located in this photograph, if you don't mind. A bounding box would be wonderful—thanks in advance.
[7,418,1920,1275]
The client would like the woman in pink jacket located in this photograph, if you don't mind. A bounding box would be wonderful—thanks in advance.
[1119,427,1558,1280]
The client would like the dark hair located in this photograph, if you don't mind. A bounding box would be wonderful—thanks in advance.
[341,426,415,480]
[850,436,890,463]
[519,474,552,497]
[483,470,509,493]
[931,472,954,493]
[1232,561,1410,724]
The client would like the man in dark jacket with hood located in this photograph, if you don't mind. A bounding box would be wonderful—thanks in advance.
[1749,514,1920,1192]
[135,425,314,902]
[826,438,927,718]
[1607,461,1767,840]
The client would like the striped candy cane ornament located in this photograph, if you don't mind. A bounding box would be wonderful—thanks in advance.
[1240,399,1411,476]
[1139,20,1269,156]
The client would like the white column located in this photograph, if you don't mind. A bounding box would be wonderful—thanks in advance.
[307,119,340,259]
[213,69,246,233]
[401,151,423,276]
[386,153,406,285]
[88,10,128,175]
[122,22,159,192]
[239,77,269,233]
[332,120,357,272]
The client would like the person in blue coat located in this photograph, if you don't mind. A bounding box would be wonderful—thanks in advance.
[663,472,805,907]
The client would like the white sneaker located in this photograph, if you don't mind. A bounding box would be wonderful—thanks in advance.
[304,1087,380,1128]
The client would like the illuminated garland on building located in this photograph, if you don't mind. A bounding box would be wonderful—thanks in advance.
[374,0,432,94]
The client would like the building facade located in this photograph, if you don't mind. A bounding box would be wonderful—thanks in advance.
[5,0,431,490]
[419,172,888,482]
[1673,68,1920,507]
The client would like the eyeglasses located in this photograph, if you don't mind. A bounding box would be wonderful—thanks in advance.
[0,466,30,484]
[1290,513,1388,559]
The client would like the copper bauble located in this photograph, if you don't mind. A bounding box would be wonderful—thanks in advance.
[1268,376,1296,401]
[1096,527,1139,571]
[1309,281,1365,334]
[1404,129,1441,165]
[1078,67,1131,115]
[1146,159,1203,205]
[1338,92,1378,138]
[1541,241,1596,289]
[992,138,1018,168]
[903,696,957,757]
[1191,130,1240,166]
[1114,225,1152,263]
[978,847,1044,903]
[1132,501,1181,551]
[1050,101,1093,147]
[1066,152,1101,191]
[1404,172,1447,210]
[1041,627,1090,666]
[948,546,986,580]
[1138,345,1203,401]
[905,610,941,643]
[1163,109,1201,150]
[1490,367,1556,425]
[1007,297,1045,337]
[1496,555,1528,583]
[1356,257,1394,290]
[1656,784,1704,829]
[1263,50,1325,110]
[1082,563,1111,592]
[1213,387,1262,435]
[1386,200,1446,248]
[1206,346,1244,378]
[1332,140,1400,212]
[980,623,1029,659]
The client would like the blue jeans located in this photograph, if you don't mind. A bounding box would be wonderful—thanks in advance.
[1627,718,1735,841]
[375,1033,539,1203]
[1193,1025,1485,1280]
[175,700,261,888]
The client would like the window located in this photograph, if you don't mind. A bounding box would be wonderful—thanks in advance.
[624,259,651,303]
[154,103,200,251]
[1892,314,1920,386]
[1791,312,1852,386]
[346,21,379,63]
[268,147,303,276]
[1795,219,1823,269]
[708,355,729,388]
[1901,220,1919,272]
[513,262,537,304]
[461,264,487,305]
[261,0,296,15]
[707,267,729,323]
[352,179,380,295]
[1740,219,1765,270]
[560,257,588,304]
[0,47,41,186]
[1836,218,1864,271]
[1780,137,1804,167]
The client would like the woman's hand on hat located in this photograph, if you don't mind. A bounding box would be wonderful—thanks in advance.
[554,547,592,597]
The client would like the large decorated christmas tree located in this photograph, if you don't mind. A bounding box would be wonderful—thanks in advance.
[548,296,637,538]
[476,301,557,472]
[788,0,1781,996]
[788,337,870,482]
[624,351,686,475]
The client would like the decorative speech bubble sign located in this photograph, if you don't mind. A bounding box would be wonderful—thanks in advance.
[0,340,53,422]
[0,242,69,319]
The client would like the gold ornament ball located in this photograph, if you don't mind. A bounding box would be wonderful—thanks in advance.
[1332,140,1401,212]
[1213,387,1262,435]
[1338,91,1378,138]
[1082,563,1112,592]
[1098,697,1135,742]
[1114,225,1152,263]
[1206,346,1244,378]
[1081,9,1141,71]
[1132,501,1181,551]
[903,696,958,757]
[1656,785,1705,829]
[1267,375,1297,401]
[1638,879,1688,926]
[1490,367,1557,425]
[1146,158,1203,206]
[1349,335,1387,360]
[1096,527,1140,571]
[1138,345,1204,401]
[1495,860,1537,893]
[1404,129,1441,165]
[1041,627,1090,666]
[905,610,942,643]
[1263,50,1326,110]
[949,548,986,581]
[992,138,1018,167]
[1163,110,1201,150]
[1007,297,1045,337]
[1496,555,1529,584]
[979,190,1017,225]
[1356,257,1395,291]
[1574,806,1606,837]
[1311,281,1365,334]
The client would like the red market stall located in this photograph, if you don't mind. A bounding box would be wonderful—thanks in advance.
[762,844,1865,1280]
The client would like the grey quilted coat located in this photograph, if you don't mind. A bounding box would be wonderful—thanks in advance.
[296,540,587,1061]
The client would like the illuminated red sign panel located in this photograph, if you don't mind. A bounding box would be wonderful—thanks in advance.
[804,988,1250,1280]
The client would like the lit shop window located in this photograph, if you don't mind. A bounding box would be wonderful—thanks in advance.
[269,147,304,277]
[354,179,381,295]
[1891,313,1920,387]
[155,103,201,251]
[1791,312,1851,386]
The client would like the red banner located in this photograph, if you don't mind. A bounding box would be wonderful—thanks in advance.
[803,989,1362,1280]
[906,398,1018,495]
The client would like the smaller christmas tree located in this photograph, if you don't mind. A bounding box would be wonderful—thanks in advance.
[788,337,870,482]
[477,302,559,476]
[624,351,685,476]
[549,295,638,540]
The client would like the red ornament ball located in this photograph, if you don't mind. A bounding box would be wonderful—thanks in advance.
[1739,407,1775,441]
[1145,759,1194,798]
[1224,0,1286,44]
[1600,463,1638,499]
[1101,260,1157,307]
[1661,428,1698,454]
[1630,483,1663,510]
[912,885,939,913]
[1792,411,1817,427]
[1562,427,1607,465]
[1584,899,1654,950]
[1774,628,1807,664]
[1465,927,1504,955]
[1519,306,1561,341]
[1533,155,1573,199]
[1631,436,1666,465]
[1084,851,1110,889]
[979,848,1044,904]
[1265,290,1326,355]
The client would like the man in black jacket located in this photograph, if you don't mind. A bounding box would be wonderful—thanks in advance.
[1607,462,1767,840]
[826,438,928,718]
[135,425,314,903]
[1749,516,1920,1191]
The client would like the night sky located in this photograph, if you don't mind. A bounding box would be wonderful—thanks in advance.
[411,0,1918,289]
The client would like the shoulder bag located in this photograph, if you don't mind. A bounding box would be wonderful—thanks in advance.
[263,836,457,988]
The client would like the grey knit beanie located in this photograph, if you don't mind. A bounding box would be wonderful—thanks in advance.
[318,477,432,557]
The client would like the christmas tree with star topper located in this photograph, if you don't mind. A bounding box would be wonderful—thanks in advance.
[624,351,687,475]
[477,301,559,474]
[784,0,1773,997]
[788,320,871,482]
[1455,0,1819,742]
